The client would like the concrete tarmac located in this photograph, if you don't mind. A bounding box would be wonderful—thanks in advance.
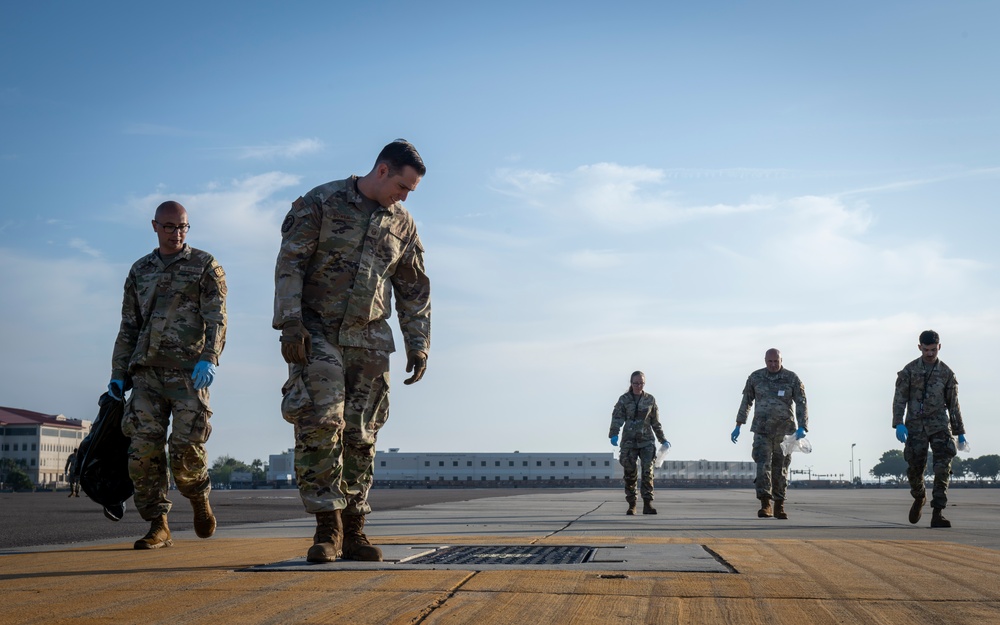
[4,488,1000,624]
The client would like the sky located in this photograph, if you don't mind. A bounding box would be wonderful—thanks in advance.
[2,1,998,481]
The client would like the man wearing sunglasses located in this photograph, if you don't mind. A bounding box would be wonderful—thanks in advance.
[108,200,227,549]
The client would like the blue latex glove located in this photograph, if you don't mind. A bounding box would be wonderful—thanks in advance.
[192,362,216,390]
[958,434,967,445]
[895,424,908,444]
[795,427,806,440]
[108,379,124,401]
[610,435,619,447]
[731,425,741,444]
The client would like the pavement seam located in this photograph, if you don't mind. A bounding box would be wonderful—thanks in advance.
[701,545,739,573]
[410,570,478,624]
[534,501,607,542]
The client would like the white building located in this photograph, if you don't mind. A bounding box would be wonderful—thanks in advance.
[262,447,756,486]
[656,459,756,481]
[376,450,618,483]
[267,448,295,483]
[1,406,91,487]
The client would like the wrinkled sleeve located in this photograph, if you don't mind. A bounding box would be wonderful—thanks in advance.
[609,396,626,438]
[111,270,139,380]
[892,369,909,428]
[199,260,227,364]
[946,371,965,436]
[273,197,321,329]
[736,377,754,425]
[794,374,808,431]
[391,232,431,355]
[650,398,666,443]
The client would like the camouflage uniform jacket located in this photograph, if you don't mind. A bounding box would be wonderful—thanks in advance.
[609,392,665,448]
[111,245,227,379]
[272,176,431,355]
[736,368,808,435]
[892,357,964,436]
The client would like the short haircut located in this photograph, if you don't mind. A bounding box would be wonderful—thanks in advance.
[376,139,426,176]
[919,330,940,345]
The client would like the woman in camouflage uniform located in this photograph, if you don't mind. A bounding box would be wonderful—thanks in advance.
[609,371,668,515]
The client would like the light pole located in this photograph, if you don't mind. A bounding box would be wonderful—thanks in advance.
[851,443,856,482]
[858,458,861,484]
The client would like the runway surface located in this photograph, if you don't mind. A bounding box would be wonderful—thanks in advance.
[4,488,999,624]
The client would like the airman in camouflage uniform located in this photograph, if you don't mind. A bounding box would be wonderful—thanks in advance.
[274,140,431,563]
[65,448,79,497]
[893,330,967,528]
[110,201,226,549]
[732,348,807,519]
[609,371,667,515]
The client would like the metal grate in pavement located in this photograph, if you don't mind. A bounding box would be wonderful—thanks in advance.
[403,545,593,566]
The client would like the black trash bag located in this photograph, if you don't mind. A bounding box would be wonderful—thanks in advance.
[76,392,133,521]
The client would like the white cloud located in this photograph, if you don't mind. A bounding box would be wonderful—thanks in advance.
[124,171,301,263]
[69,237,102,258]
[492,163,774,229]
[235,138,324,160]
[562,249,626,271]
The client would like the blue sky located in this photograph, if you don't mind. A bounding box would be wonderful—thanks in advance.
[2,1,998,480]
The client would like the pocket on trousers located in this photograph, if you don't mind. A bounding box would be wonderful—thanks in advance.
[368,372,390,433]
[189,410,213,443]
[281,368,314,424]
[121,401,138,438]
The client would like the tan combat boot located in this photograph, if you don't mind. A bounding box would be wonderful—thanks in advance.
[191,495,217,538]
[306,510,343,563]
[642,499,657,515]
[908,495,926,524]
[930,508,952,528]
[342,513,382,561]
[134,514,172,550]
[758,497,773,518]
[774,499,788,520]
[626,498,636,515]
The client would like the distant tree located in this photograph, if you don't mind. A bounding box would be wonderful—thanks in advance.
[209,455,253,486]
[951,456,968,480]
[0,458,33,491]
[870,450,908,482]
[250,459,267,484]
[971,455,1000,482]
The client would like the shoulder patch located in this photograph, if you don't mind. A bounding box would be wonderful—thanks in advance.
[213,266,226,279]
[281,213,295,234]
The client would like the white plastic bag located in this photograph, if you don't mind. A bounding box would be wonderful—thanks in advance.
[958,439,971,453]
[780,434,812,455]
[654,442,671,465]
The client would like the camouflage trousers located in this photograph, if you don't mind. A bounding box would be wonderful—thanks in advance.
[904,427,956,509]
[281,328,389,515]
[619,442,656,502]
[752,431,792,501]
[122,366,212,521]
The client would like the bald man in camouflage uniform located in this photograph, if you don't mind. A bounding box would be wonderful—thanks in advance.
[893,329,967,528]
[110,200,226,549]
[274,140,431,563]
[732,348,808,520]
